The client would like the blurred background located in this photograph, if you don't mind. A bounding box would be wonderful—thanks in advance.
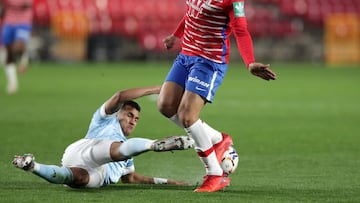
[1,0,360,65]
[1,2,359,201]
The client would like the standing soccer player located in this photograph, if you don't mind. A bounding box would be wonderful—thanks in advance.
[1,0,33,94]
[158,0,277,192]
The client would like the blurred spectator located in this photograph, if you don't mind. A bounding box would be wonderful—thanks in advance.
[1,0,33,94]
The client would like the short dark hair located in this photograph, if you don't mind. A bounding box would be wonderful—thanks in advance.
[122,100,141,112]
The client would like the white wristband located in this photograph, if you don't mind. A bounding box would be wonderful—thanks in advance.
[154,177,168,184]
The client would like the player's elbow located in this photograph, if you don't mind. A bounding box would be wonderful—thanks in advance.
[120,173,135,184]
[113,91,126,103]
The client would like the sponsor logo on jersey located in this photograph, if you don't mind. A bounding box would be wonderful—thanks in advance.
[233,2,245,17]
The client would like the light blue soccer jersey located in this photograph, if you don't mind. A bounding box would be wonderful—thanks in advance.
[85,104,135,185]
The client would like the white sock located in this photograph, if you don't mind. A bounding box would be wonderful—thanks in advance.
[170,115,222,144]
[185,119,223,176]
[19,52,29,67]
[4,63,18,93]
[119,138,154,158]
[201,121,222,145]
[5,63,17,83]
[32,162,73,184]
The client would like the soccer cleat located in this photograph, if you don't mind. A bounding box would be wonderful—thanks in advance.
[12,154,35,171]
[194,174,230,192]
[153,136,194,151]
[213,133,233,164]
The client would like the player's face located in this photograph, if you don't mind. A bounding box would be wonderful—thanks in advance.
[117,105,140,136]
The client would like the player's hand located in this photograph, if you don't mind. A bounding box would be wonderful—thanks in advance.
[248,62,277,81]
[163,34,177,50]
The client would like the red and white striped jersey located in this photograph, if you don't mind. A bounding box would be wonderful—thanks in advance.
[2,0,33,25]
[173,0,255,67]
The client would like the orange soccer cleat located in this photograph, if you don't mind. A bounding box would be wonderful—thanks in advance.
[194,174,230,192]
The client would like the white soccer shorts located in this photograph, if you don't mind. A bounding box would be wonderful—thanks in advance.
[61,138,113,188]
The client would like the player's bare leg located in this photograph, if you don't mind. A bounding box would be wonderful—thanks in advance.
[177,91,229,192]
[12,40,28,75]
[18,52,29,75]
[4,63,18,94]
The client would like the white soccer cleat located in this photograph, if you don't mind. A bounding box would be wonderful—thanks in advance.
[153,136,194,151]
[12,154,35,171]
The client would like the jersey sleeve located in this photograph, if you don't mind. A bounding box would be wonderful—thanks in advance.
[88,103,113,130]
[229,0,255,68]
[122,159,135,175]
[173,15,186,38]
[105,159,135,185]
[99,103,107,118]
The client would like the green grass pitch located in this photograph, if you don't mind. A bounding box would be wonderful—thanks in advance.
[0,61,359,202]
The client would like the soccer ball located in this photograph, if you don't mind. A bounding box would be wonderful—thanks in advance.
[220,146,239,174]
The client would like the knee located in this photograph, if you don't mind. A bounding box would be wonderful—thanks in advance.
[68,168,89,188]
[157,97,177,118]
[110,142,124,161]
[12,41,26,55]
[177,110,198,128]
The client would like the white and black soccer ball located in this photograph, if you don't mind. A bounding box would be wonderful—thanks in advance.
[220,146,239,174]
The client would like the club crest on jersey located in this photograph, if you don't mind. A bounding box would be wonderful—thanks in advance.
[233,2,245,17]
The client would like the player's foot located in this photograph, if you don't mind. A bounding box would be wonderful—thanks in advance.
[6,82,18,94]
[153,136,194,151]
[213,133,233,163]
[18,64,28,75]
[12,154,35,171]
[194,174,230,192]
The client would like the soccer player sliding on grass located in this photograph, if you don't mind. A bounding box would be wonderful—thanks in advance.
[158,0,276,192]
[13,85,194,188]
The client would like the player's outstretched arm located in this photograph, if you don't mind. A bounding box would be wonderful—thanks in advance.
[121,172,190,186]
[248,62,277,81]
[105,85,161,114]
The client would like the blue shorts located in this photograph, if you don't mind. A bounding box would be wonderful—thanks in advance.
[165,53,228,103]
[1,24,32,46]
